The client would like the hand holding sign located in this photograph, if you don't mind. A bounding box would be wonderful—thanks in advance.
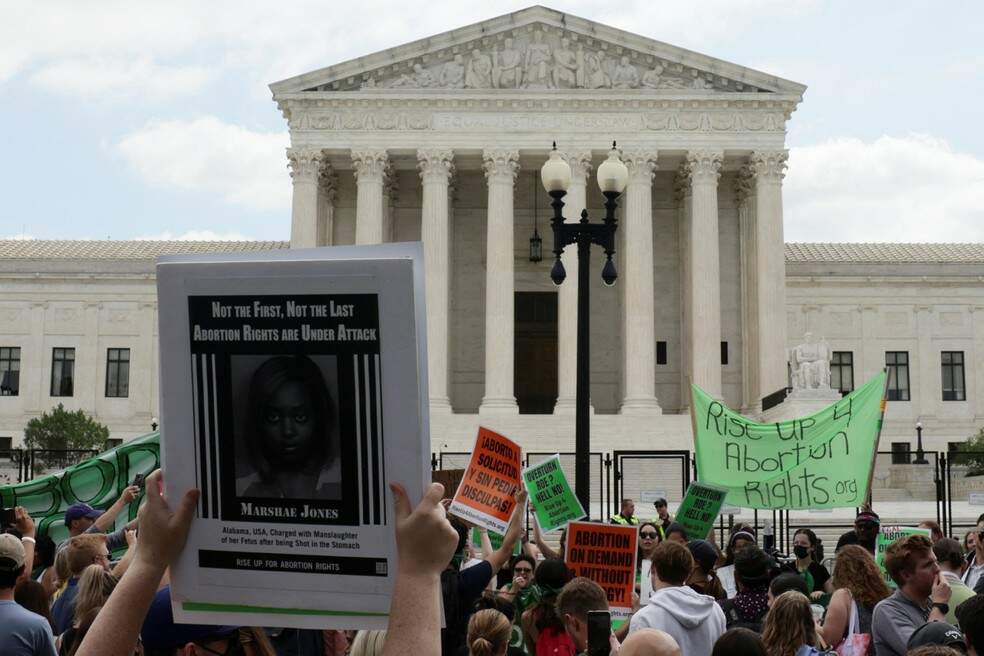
[391,482,458,577]
[522,455,586,532]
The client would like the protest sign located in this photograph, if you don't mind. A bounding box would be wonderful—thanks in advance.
[0,433,159,545]
[522,454,585,531]
[875,526,931,589]
[565,521,638,621]
[449,427,522,533]
[692,371,887,510]
[471,527,521,557]
[675,482,728,540]
[157,243,430,629]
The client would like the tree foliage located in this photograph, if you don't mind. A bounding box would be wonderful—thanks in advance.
[950,427,984,476]
[24,403,110,452]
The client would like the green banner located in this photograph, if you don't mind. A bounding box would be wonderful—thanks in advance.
[692,372,886,510]
[471,527,521,557]
[0,432,160,544]
[522,454,586,532]
[875,526,931,589]
[675,482,728,539]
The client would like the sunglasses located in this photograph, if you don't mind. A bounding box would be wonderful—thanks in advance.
[514,567,533,574]
[640,532,659,539]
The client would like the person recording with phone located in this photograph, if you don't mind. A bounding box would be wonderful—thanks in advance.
[555,577,620,656]
[57,481,142,556]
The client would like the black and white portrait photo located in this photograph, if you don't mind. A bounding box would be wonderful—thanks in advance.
[233,354,341,501]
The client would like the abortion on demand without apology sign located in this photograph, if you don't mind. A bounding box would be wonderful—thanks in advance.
[692,371,886,510]
[565,521,638,620]
[449,427,522,533]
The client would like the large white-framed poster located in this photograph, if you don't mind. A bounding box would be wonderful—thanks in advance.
[157,243,429,629]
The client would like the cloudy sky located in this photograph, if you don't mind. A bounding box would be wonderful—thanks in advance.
[2,1,982,243]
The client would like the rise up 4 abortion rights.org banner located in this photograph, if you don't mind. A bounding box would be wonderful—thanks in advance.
[691,371,887,510]
[0,433,159,544]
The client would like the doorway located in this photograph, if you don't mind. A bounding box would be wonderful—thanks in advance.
[514,292,558,414]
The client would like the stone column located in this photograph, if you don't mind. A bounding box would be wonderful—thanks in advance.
[620,150,661,414]
[81,303,100,412]
[479,149,520,413]
[751,151,789,401]
[737,166,759,412]
[27,303,47,413]
[352,149,389,245]
[418,149,455,412]
[288,148,322,248]
[555,151,593,413]
[316,165,337,246]
[685,150,724,399]
[675,168,694,406]
[383,172,399,242]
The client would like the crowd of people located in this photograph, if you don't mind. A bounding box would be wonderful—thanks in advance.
[2,477,984,656]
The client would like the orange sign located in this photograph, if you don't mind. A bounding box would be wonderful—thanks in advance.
[565,521,638,620]
[448,427,522,533]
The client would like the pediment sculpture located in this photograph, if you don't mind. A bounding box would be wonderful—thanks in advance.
[345,28,760,92]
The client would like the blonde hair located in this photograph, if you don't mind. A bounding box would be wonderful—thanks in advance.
[54,548,71,586]
[762,591,816,656]
[66,534,107,576]
[467,609,511,656]
[73,565,117,626]
[349,630,387,656]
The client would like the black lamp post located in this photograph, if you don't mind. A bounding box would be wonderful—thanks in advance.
[913,421,928,464]
[540,142,628,515]
[151,417,158,432]
[529,172,543,262]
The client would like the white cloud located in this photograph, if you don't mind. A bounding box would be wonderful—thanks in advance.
[1,1,819,98]
[135,230,253,241]
[31,58,211,100]
[785,134,984,242]
[116,117,290,211]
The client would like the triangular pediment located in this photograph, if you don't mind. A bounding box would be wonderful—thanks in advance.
[270,6,805,97]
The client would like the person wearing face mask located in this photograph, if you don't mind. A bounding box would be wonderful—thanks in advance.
[782,529,832,600]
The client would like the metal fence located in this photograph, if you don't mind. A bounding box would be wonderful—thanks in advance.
[431,447,984,551]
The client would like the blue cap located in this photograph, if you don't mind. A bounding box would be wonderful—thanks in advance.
[141,586,239,650]
[64,503,103,526]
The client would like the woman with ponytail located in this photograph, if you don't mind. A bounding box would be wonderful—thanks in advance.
[467,609,511,656]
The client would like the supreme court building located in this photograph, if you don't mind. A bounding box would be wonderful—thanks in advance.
[2,7,984,475]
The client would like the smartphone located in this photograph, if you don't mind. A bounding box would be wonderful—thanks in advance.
[1,507,15,527]
[587,609,611,656]
[131,473,146,489]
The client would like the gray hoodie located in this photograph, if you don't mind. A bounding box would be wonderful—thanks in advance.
[628,585,726,656]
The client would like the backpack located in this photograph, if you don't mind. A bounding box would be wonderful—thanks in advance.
[719,597,766,633]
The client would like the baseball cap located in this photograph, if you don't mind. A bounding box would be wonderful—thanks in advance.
[906,621,966,652]
[64,503,103,526]
[855,511,880,526]
[688,540,719,574]
[141,586,239,650]
[0,533,26,572]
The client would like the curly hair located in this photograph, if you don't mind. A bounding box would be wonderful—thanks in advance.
[761,591,815,656]
[831,544,891,609]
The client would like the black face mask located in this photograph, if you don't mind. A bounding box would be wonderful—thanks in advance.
[793,545,810,559]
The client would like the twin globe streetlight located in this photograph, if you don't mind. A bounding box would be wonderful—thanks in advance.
[539,143,629,516]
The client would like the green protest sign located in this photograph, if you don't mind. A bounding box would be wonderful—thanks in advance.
[875,526,931,589]
[0,432,159,545]
[522,454,586,532]
[675,482,728,539]
[471,527,521,556]
[692,371,886,510]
